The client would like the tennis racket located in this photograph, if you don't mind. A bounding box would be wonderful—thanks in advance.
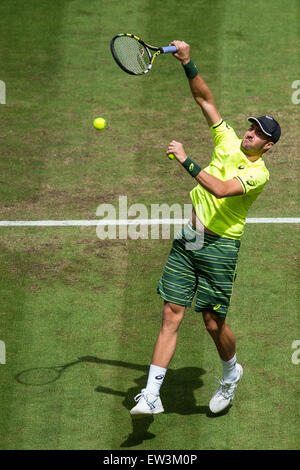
[110,33,177,75]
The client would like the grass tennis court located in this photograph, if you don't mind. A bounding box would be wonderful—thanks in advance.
[0,0,299,450]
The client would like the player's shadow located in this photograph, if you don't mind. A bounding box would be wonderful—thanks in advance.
[15,356,228,448]
[91,357,227,448]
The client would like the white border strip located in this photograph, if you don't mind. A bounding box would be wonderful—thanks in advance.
[0,218,299,227]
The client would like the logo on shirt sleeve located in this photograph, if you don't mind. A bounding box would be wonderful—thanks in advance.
[246,176,256,187]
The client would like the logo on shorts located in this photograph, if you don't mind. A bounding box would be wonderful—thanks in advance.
[238,165,245,170]
[213,304,222,311]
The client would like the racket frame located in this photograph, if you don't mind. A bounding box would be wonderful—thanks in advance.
[110,33,176,75]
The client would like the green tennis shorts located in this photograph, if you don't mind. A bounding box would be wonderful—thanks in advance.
[157,223,240,318]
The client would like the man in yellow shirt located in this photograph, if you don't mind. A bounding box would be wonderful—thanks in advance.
[130,41,281,416]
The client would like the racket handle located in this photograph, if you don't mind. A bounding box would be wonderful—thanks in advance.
[168,153,176,160]
[160,45,177,54]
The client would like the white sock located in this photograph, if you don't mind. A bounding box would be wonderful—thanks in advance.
[145,364,167,396]
[221,354,238,383]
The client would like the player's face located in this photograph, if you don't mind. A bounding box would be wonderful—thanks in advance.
[241,123,272,155]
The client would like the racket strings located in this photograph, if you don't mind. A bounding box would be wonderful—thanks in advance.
[113,36,150,74]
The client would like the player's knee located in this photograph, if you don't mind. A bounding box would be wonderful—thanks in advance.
[162,302,185,330]
[164,302,185,315]
[205,319,219,336]
[203,311,224,336]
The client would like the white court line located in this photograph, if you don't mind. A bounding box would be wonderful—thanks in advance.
[245,218,300,223]
[0,218,299,227]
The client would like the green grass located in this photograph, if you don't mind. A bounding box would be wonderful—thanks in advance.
[0,0,299,450]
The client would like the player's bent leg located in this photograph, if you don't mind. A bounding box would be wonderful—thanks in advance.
[130,302,185,416]
[202,311,235,361]
[202,311,243,414]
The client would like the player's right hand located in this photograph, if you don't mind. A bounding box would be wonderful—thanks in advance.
[170,40,191,65]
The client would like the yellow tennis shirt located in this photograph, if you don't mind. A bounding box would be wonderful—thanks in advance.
[190,119,270,240]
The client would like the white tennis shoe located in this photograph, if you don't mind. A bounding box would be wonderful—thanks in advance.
[209,363,243,414]
[130,389,164,416]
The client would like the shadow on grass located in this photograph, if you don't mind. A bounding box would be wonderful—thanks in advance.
[15,355,229,447]
[89,357,230,447]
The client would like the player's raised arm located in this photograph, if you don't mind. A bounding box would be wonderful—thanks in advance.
[171,40,221,128]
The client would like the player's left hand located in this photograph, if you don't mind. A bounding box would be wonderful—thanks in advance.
[166,140,188,163]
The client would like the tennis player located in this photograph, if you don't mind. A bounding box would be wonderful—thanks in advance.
[130,41,281,415]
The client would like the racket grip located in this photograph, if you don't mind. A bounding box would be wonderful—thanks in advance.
[161,45,177,54]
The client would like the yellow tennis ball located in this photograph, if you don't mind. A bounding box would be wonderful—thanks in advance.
[168,153,176,160]
[93,117,106,130]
